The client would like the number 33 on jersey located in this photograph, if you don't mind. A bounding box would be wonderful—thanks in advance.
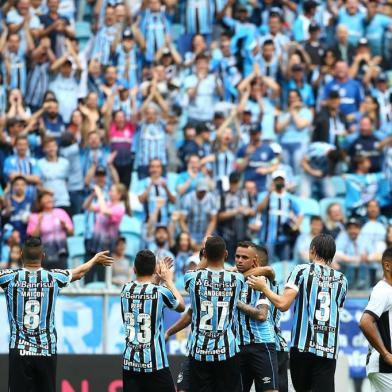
[121,281,179,372]
[286,263,348,359]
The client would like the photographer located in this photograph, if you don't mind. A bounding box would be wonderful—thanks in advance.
[256,171,303,262]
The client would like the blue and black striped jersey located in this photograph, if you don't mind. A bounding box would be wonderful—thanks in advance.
[286,263,348,359]
[0,268,71,355]
[121,281,179,372]
[184,268,244,361]
[238,281,275,346]
[270,282,288,352]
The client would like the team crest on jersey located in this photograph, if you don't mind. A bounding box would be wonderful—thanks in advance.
[177,372,184,383]
[262,377,271,384]
[260,152,267,160]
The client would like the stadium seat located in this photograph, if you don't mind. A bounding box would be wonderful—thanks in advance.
[331,176,346,196]
[319,197,346,220]
[171,24,185,42]
[130,172,139,194]
[120,215,142,236]
[67,236,85,258]
[75,21,92,39]
[84,282,107,289]
[167,172,178,192]
[293,196,320,216]
[123,233,141,259]
[72,214,85,236]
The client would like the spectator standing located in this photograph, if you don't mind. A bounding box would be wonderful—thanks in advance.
[236,125,277,192]
[179,179,217,248]
[26,190,74,269]
[83,183,130,282]
[256,171,302,261]
[337,0,365,46]
[111,237,133,287]
[38,137,70,212]
[324,202,346,239]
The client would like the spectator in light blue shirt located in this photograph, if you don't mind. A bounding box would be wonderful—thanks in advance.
[286,64,315,108]
[38,137,70,210]
[292,0,318,43]
[337,0,365,46]
[276,89,313,175]
[365,0,392,57]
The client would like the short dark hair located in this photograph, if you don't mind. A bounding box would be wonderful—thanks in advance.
[205,236,226,262]
[134,250,156,276]
[11,175,27,185]
[310,215,323,223]
[382,248,392,265]
[255,245,269,266]
[309,234,336,264]
[22,236,43,264]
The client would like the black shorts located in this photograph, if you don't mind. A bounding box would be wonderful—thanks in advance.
[290,348,336,392]
[122,367,176,392]
[277,350,289,392]
[189,355,242,392]
[8,348,57,392]
[176,356,191,391]
[239,342,279,392]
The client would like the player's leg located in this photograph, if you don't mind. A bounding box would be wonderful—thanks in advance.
[310,355,336,392]
[289,348,312,392]
[214,355,242,392]
[239,346,255,392]
[176,357,191,392]
[8,349,33,392]
[32,354,57,392]
[189,357,215,392]
[277,350,289,392]
[122,369,143,392]
[253,343,278,392]
[369,373,392,392]
[139,368,176,392]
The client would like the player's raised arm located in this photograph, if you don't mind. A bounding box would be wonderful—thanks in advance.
[165,308,192,340]
[248,276,297,312]
[70,251,114,282]
[158,258,186,312]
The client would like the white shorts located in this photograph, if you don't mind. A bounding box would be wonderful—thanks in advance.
[369,373,392,392]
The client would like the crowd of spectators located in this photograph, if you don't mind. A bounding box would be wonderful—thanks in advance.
[0,0,391,291]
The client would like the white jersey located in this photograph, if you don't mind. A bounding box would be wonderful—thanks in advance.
[364,280,392,375]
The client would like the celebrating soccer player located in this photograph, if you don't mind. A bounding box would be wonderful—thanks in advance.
[360,248,392,392]
[248,234,348,392]
[236,241,278,392]
[0,236,114,392]
[121,250,185,392]
[184,236,244,392]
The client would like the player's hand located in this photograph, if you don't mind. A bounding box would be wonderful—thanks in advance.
[382,352,392,366]
[157,260,173,283]
[247,275,268,292]
[93,251,115,266]
[164,331,170,341]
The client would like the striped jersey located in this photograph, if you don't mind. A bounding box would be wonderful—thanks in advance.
[286,263,348,359]
[121,281,179,372]
[237,281,275,346]
[0,268,72,355]
[184,268,244,361]
[270,282,288,352]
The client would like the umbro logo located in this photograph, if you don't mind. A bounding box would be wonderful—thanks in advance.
[262,377,271,384]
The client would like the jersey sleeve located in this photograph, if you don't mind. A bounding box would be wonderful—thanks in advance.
[364,283,389,320]
[285,264,306,292]
[51,269,73,289]
[0,269,17,289]
[184,270,196,293]
[159,286,179,310]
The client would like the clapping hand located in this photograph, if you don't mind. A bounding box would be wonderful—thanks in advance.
[94,250,115,266]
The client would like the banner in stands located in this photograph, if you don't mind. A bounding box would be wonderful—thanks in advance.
[0,295,369,379]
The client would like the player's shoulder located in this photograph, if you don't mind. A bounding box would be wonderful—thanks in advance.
[47,268,72,282]
[291,263,310,275]
[0,268,19,281]
[227,270,245,282]
[371,280,392,296]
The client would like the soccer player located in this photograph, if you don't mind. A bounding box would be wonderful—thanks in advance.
[184,236,244,392]
[248,234,348,392]
[359,248,392,392]
[236,241,278,392]
[0,236,114,392]
[255,245,289,392]
[121,250,185,392]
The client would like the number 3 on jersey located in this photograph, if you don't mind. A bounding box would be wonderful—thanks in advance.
[24,300,40,329]
[200,301,229,331]
[125,313,152,343]
[315,292,331,322]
